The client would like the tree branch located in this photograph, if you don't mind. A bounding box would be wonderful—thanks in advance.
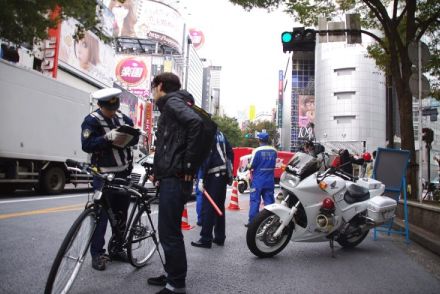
[392,0,398,21]
[362,0,391,37]
[396,5,408,26]
[416,12,440,41]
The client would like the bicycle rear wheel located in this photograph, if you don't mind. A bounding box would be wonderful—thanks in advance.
[127,205,158,267]
[45,208,96,294]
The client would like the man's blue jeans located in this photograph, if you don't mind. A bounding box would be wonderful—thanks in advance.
[158,176,191,289]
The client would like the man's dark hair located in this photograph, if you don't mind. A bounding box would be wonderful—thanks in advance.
[151,73,181,93]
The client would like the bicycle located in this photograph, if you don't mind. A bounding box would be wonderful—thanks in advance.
[44,159,163,294]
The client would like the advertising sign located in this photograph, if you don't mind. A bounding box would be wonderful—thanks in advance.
[277,70,283,127]
[144,102,153,146]
[58,18,116,86]
[249,105,256,121]
[114,83,145,129]
[189,28,205,50]
[42,6,61,78]
[104,0,185,52]
[298,95,315,128]
[115,55,152,99]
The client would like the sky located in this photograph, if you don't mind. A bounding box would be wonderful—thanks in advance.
[174,0,295,120]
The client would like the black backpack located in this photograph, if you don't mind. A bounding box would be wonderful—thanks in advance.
[185,100,217,170]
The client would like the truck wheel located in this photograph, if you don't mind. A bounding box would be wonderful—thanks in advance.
[40,166,66,194]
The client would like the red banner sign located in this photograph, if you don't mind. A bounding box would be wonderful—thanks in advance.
[42,6,61,78]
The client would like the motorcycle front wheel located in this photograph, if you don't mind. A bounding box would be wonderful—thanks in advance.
[246,209,293,258]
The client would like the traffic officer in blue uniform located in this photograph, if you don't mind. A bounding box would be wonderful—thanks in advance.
[191,130,234,248]
[81,87,139,271]
[246,132,277,226]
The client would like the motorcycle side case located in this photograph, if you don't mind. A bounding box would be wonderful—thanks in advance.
[356,178,385,197]
[367,196,397,224]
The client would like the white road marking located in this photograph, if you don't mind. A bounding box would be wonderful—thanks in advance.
[0,193,89,204]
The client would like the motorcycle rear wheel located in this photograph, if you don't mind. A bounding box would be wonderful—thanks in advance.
[337,228,369,248]
[246,209,293,258]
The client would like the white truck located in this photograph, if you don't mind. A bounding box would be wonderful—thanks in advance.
[0,60,92,194]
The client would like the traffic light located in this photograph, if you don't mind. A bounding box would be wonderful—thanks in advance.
[281,27,316,52]
[422,128,434,147]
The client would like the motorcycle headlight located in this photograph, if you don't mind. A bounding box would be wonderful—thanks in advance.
[281,172,300,187]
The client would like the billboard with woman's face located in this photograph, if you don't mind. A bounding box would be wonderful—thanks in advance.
[298,95,315,128]
[104,0,185,52]
[58,18,116,86]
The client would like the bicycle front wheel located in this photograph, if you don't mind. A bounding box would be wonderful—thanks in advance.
[127,205,157,267]
[45,208,96,294]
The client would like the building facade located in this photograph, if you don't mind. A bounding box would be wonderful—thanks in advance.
[314,41,387,153]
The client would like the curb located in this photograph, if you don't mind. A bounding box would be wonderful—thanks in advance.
[393,217,440,256]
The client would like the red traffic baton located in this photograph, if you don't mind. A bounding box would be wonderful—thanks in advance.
[203,190,223,216]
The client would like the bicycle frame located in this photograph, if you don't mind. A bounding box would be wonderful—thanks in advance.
[91,178,158,253]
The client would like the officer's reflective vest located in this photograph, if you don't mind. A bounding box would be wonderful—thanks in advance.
[249,145,277,188]
[88,110,132,172]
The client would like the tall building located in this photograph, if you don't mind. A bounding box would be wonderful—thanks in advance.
[185,40,203,106]
[315,39,386,153]
[201,63,222,115]
[281,17,387,154]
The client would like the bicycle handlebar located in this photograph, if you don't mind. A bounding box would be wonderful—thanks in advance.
[66,159,151,196]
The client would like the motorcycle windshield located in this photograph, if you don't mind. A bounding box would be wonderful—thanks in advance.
[287,152,319,177]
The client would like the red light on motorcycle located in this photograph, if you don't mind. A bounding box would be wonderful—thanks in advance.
[281,164,286,171]
[322,197,335,210]
[319,181,328,190]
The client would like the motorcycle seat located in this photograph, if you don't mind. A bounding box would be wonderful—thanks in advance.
[344,184,370,204]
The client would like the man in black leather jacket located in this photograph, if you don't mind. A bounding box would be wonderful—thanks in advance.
[147,73,203,294]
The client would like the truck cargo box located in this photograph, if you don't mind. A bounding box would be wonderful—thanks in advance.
[0,60,90,162]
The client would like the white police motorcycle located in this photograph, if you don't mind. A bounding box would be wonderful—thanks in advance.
[246,152,397,258]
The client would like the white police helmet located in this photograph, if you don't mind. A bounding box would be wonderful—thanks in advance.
[92,88,122,110]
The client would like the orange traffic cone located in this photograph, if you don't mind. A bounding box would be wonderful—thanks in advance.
[181,204,194,230]
[227,180,240,210]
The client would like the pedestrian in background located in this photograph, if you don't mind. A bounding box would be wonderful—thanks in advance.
[191,130,233,248]
[81,88,139,271]
[147,73,203,294]
[194,168,203,226]
[246,132,277,226]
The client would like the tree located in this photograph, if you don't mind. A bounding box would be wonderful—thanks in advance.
[230,0,440,198]
[242,120,279,148]
[0,0,121,46]
[212,115,243,147]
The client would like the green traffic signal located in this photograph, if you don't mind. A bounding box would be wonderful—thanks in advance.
[281,27,316,53]
[281,32,292,43]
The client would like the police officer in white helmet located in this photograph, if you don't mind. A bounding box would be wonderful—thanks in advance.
[81,87,140,271]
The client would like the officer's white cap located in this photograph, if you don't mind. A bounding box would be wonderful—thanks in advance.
[91,88,122,101]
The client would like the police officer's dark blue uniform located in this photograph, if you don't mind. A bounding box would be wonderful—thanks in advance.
[247,132,277,225]
[81,88,139,271]
[191,131,233,248]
